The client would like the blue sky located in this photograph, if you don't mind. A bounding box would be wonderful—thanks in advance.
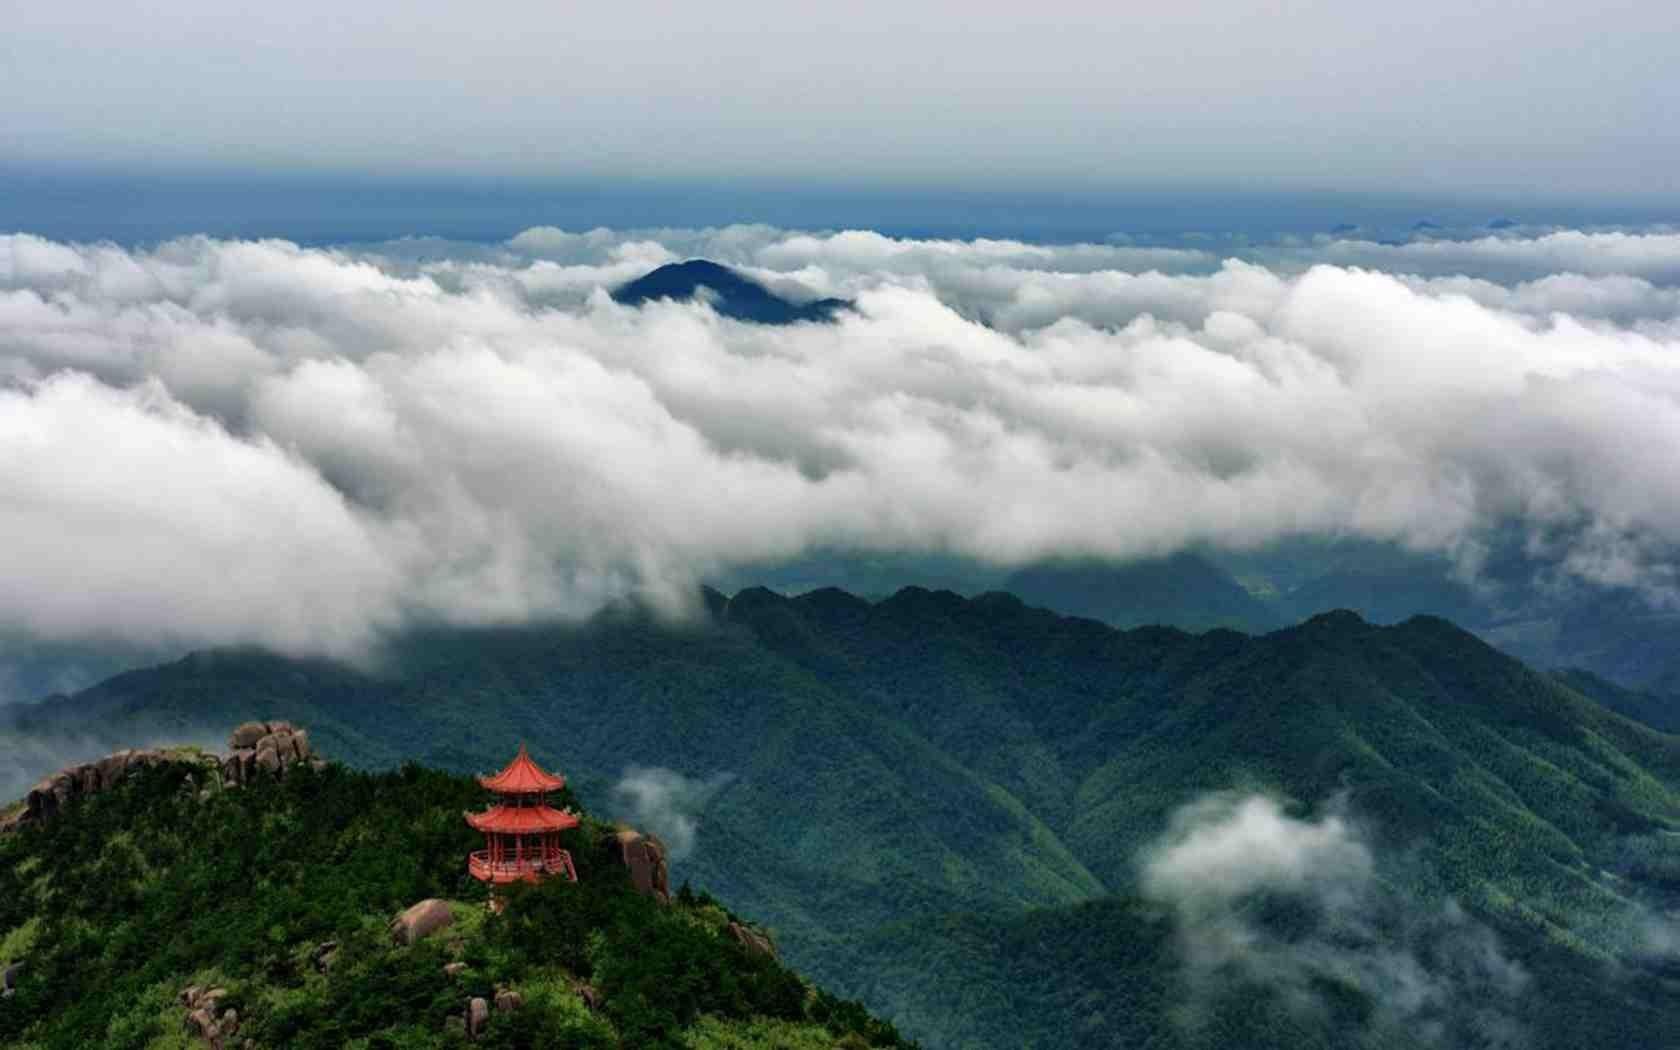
[5,0,1677,197]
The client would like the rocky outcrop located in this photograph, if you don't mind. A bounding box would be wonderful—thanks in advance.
[3,722,326,835]
[494,989,523,1012]
[179,985,239,1049]
[2,960,21,999]
[726,921,778,959]
[5,748,186,833]
[390,899,455,945]
[221,722,317,787]
[610,829,670,903]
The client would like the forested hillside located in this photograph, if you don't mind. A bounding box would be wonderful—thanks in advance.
[0,753,908,1049]
[5,589,1678,1048]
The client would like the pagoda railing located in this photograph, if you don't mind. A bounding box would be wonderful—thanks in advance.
[469,847,577,882]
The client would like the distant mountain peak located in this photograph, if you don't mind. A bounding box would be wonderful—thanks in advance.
[611,259,851,324]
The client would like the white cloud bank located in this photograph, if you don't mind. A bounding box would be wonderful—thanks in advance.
[3,226,1680,658]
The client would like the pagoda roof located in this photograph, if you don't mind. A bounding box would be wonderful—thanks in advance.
[465,803,580,834]
[478,743,567,794]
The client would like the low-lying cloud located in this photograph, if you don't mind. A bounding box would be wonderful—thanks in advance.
[608,766,736,861]
[3,225,1680,661]
[1141,793,1529,1047]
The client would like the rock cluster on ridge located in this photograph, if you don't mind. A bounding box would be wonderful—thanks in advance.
[221,720,316,785]
[2,747,192,833]
[2,722,324,834]
[178,984,244,1049]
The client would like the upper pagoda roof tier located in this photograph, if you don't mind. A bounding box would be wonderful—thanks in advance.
[465,803,581,834]
[478,743,567,794]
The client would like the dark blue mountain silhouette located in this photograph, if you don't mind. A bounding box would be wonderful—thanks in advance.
[612,260,851,324]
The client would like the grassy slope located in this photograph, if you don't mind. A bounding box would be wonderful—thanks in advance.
[5,590,1679,1048]
[0,758,907,1050]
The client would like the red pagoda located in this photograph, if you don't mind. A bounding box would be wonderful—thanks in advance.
[466,744,580,885]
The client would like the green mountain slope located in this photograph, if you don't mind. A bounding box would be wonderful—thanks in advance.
[5,589,1679,1049]
[0,753,908,1049]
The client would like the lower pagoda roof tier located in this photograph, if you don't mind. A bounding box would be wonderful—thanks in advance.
[465,803,581,834]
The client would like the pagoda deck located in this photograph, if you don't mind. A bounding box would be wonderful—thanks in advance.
[468,846,578,884]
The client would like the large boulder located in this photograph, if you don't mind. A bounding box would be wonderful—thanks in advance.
[2,961,21,998]
[610,829,670,903]
[183,1006,219,1043]
[467,996,490,1039]
[254,745,282,775]
[229,722,268,749]
[726,921,778,959]
[390,899,455,945]
[494,989,523,1012]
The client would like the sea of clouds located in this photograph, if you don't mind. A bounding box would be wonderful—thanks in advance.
[3,224,1679,663]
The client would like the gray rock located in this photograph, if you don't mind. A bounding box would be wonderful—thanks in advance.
[726,921,778,959]
[97,751,132,789]
[24,782,53,820]
[2,961,22,993]
[229,722,268,749]
[443,961,468,977]
[611,829,671,903]
[254,745,282,775]
[390,899,455,945]
[184,1006,218,1040]
[467,996,490,1038]
[494,989,523,1012]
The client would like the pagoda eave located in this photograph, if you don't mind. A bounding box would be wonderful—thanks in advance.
[465,805,580,834]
